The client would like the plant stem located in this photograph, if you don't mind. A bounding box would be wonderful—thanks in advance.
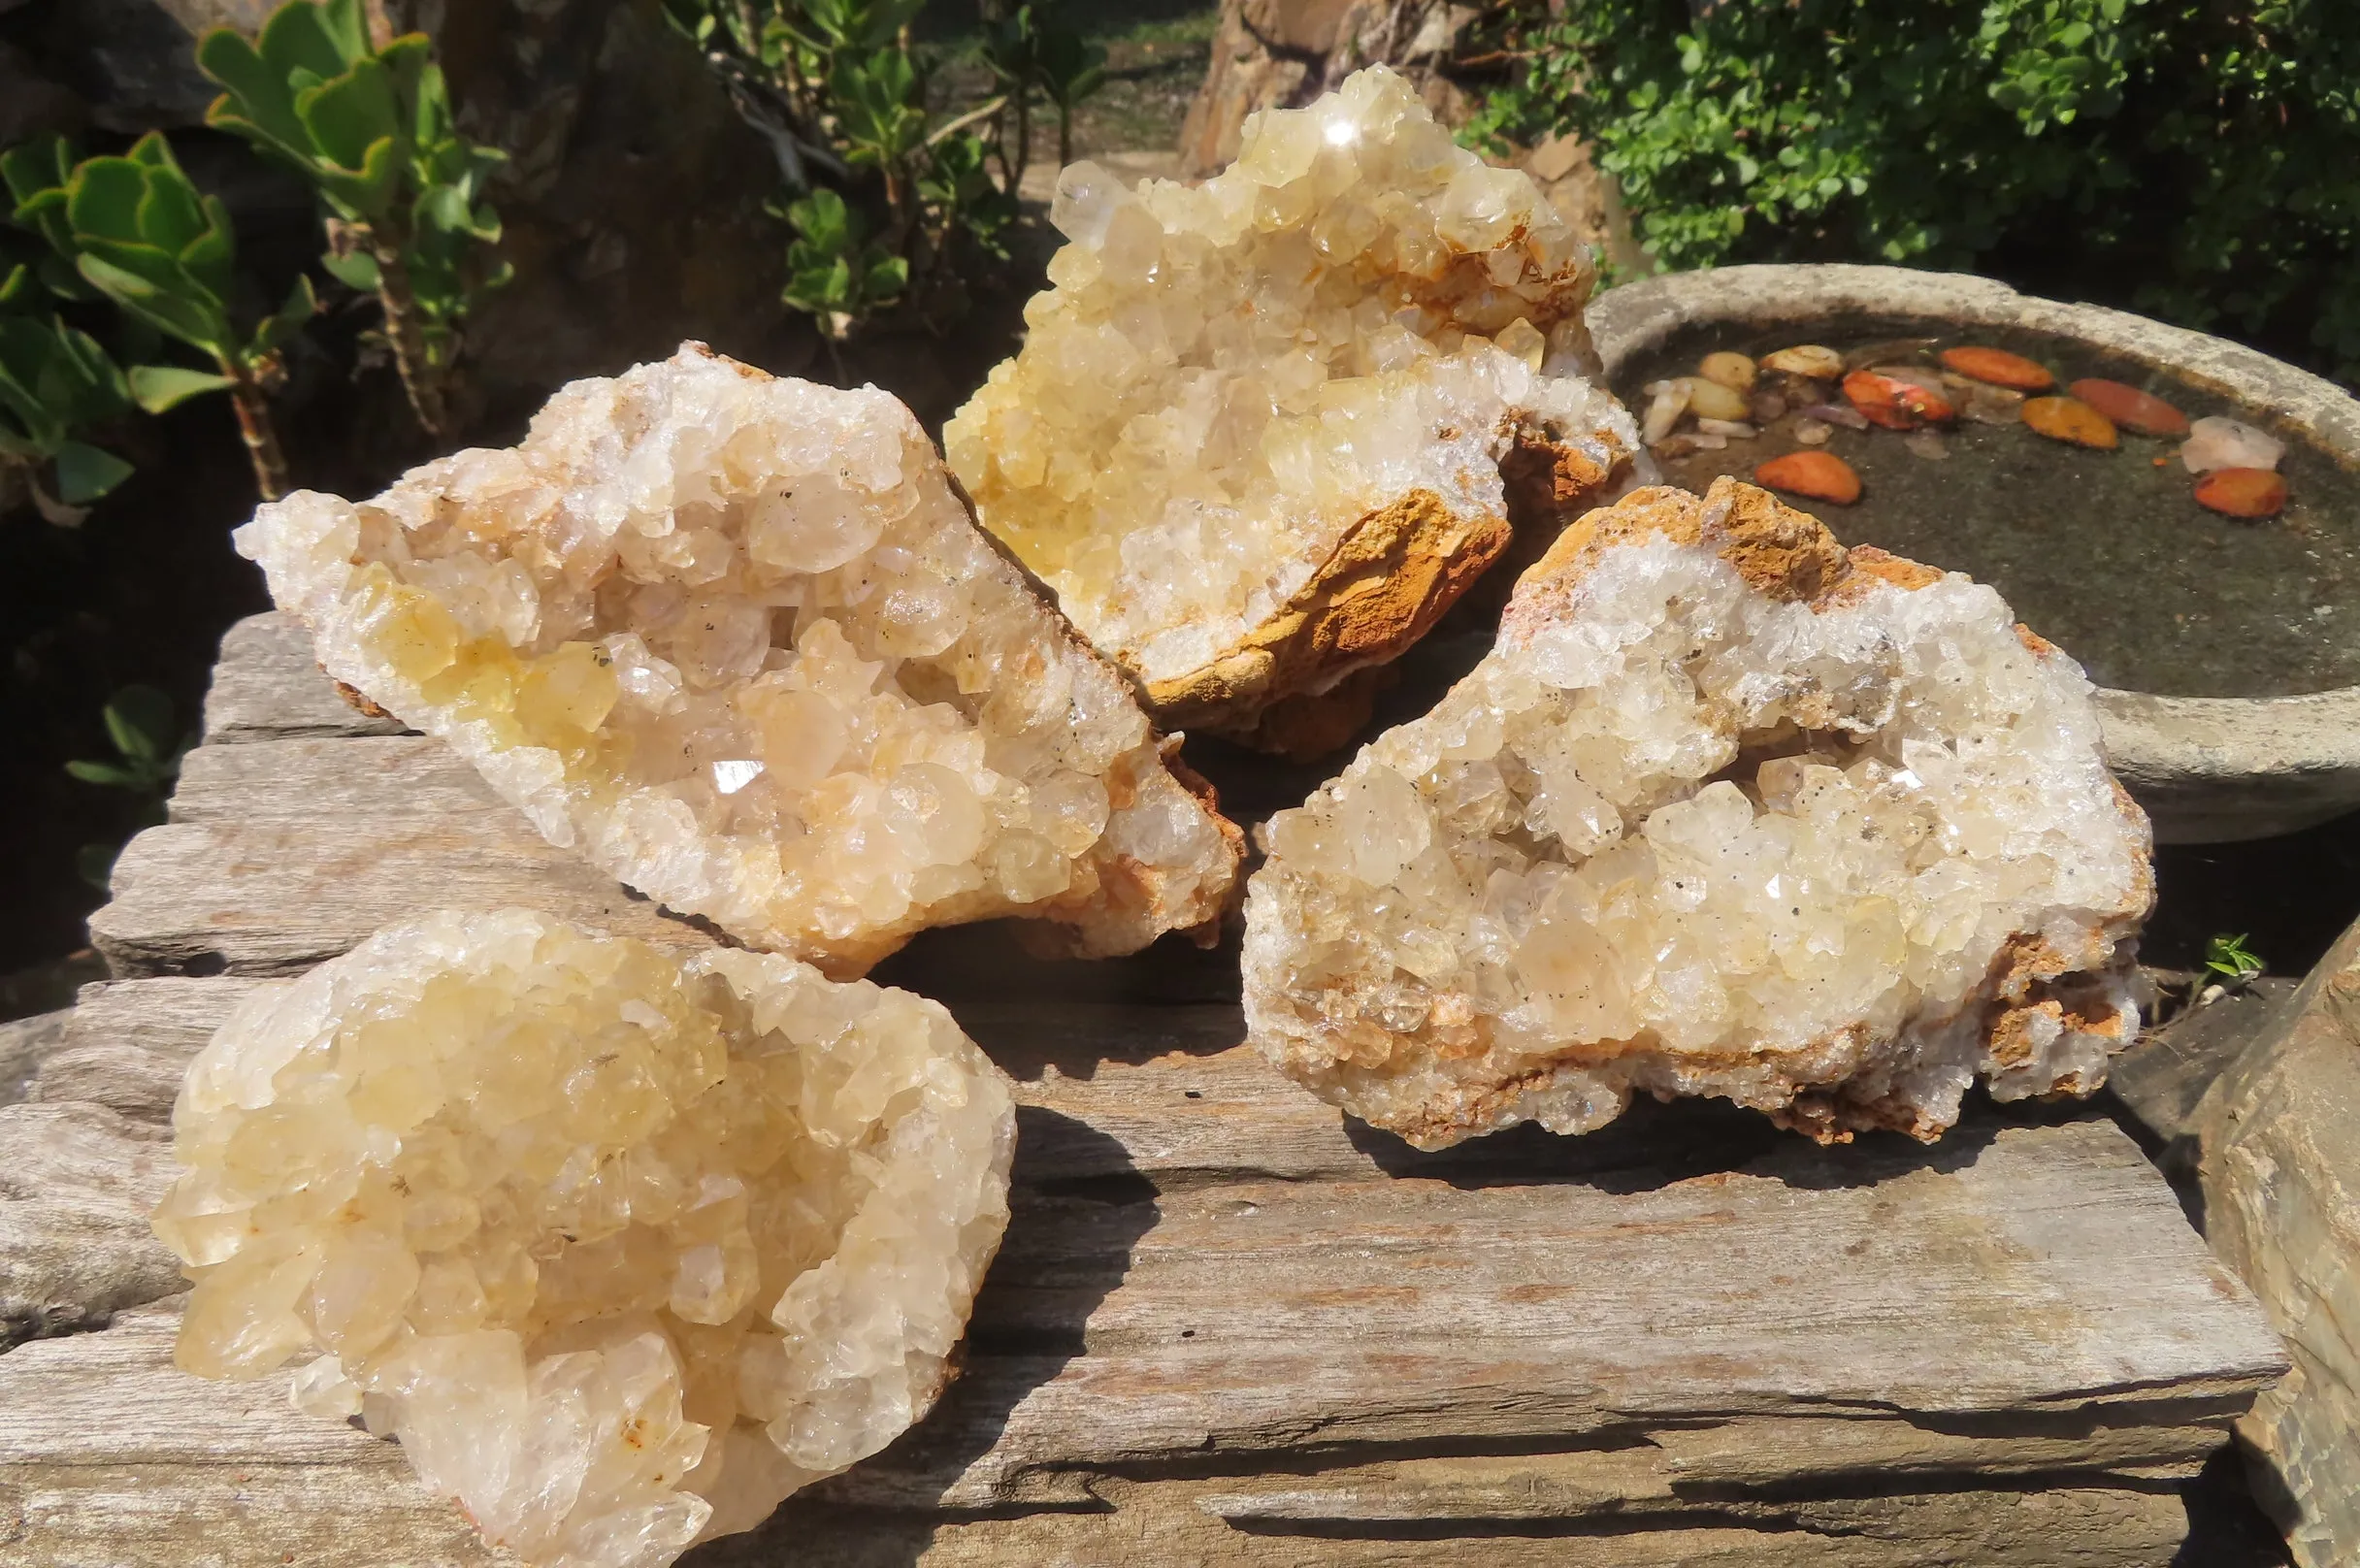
[1059,99,1073,169]
[929,94,1009,147]
[369,230,450,438]
[883,163,912,252]
[228,372,289,501]
[1011,92,1032,192]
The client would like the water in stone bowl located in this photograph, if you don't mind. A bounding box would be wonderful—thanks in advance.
[1617,315,2360,700]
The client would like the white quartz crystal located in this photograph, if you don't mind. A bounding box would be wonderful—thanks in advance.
[944,67,1639,748]
[151,910,1015,1568]
[236,345,1242,977]
[1243,478,2153,1149]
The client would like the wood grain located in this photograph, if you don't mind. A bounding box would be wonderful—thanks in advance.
[0,612,2291,1566]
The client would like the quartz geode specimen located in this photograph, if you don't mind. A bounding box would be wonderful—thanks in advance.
[150,910,1014,1568]
[1243,477,2153,1148]
[236,345,1242,976]
[945,67,1639,754]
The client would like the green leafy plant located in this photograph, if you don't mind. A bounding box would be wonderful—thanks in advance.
[9,131,311,501]
[919,131,1017,263]
[663,0,1105,346]
[773,0,925,96]
[1032,19,1105,172]
[1462,0,2360,380]
[1,135,102,307]
[197,0,508,437]
[2203,932,2266,990]
[776,186,908,344]
[979,4,1106,187]
[66,684,188,892]
[829,47,930,240]
[978,5,1043,189]
[0,310,137,523]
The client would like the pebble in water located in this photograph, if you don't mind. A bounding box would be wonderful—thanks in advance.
[1698,351,1758,393]
[1939,345,2055,392]
[2068,378,2190,438]
[1793,417,1833,446]
[1762,344,1845,379]
[1947,377,2027,425]
[2180,415,2285,474]
[2021,395,2119,449]
[1843,370,1956,431]
[1642,381,1691,444]
[1796,402,1872,431]
[2195,467,2289,518]
[1754,450,1861,504]
[1682,376,1753,422]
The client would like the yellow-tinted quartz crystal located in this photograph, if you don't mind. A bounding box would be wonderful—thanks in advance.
[153,910,1015,1567]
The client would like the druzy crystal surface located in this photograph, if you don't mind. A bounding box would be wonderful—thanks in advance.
[236,345,1242,976]
[1243,478,2153,1149]
[945,67,1638,750]
[151,910,1015,1568]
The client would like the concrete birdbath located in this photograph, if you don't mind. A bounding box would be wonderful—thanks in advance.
[1589,263,2360,844]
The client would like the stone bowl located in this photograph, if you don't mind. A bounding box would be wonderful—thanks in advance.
[1587,263,2360,845]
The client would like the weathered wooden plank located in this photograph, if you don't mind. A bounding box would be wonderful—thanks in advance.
[14,985,2282,1484]
[3,591,2292,1567]
[30,978,259,1124]
[0,1303,509,1567]
[758,1485,2194,1568]
[822,1118,2280,1512]
[0,1008,70,1108]
[200,613,408,744]
[172,735,514,825]
[86,818,712,978]
[0,1297,2219,1568]
[0,1102,181,1348]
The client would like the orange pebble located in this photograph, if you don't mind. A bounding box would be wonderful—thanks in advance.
[2021,395,2119,449]
[1754,450,1863,506]
[1940,345,2054,391]
[2067,377,2189,437]
[2194,467,2287,518]
[1843,370,1955,430]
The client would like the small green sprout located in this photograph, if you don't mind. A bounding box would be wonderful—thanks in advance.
[2202,933,2265,991]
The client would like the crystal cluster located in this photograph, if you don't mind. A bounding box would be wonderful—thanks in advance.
[1243,477,2153,1149]
[236,345,1242,976]
[945,66,1639,752]
[151,910,1015,1568]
